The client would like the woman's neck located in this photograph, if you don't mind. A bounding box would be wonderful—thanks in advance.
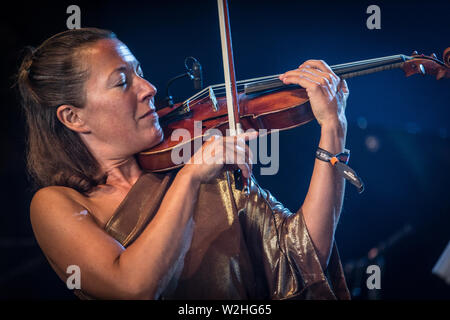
[100,156,143,189]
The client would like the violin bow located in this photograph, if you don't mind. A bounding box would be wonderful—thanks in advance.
[217,0,250,194]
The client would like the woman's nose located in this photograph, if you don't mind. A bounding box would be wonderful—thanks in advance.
[137,77,157,102]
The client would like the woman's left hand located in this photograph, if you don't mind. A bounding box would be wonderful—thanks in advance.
[279,60,349,128]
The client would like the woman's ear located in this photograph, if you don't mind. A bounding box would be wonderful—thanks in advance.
[56,105,90,133]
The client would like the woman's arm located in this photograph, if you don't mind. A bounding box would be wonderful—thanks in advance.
[301,122,347,269]
[31,170,199,299]
[279,60,349,270]
[31,131,257,300]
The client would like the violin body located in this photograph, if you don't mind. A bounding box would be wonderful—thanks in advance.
[139,87,314,172]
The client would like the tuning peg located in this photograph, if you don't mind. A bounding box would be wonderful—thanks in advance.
[431,53,437,59]
[412,50,418,55]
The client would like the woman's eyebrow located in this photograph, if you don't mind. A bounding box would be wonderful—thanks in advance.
[109,65,127,76]
[107,59,142,83]
[110,60,141,75]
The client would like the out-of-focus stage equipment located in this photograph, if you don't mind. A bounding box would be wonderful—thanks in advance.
[432,241,450,285]
[344,224,414,299]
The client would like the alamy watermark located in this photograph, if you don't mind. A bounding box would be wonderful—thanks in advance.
[66,265,81,290]
[66,5,81,29]
[366,5,381,30]
[366,264,381,290]
[169,121,280,176]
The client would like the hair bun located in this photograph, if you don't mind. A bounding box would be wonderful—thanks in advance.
[21,46,36,72]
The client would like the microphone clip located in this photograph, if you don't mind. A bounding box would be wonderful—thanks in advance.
[165,57,203,108]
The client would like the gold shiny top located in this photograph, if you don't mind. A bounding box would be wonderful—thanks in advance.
[75,171,350,300]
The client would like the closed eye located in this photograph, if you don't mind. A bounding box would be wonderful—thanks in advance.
[116,73,128,87]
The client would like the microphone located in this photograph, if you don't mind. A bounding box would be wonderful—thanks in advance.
[191,60,203,90]
[165,57,203,107]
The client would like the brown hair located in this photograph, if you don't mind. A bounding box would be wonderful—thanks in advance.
[16,28,117,194]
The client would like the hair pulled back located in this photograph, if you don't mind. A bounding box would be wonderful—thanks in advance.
[17,28,117,193]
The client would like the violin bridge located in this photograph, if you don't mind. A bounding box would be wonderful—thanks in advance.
[182,100,190,113]
[209,86,219,112]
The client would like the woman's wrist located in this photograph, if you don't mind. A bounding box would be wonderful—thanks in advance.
[320,113,347,128]
[320,117,347,138]
[319,118,347,154]
[177,166,202,189]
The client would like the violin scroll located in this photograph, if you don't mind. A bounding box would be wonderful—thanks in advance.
[403,48,450,80]
[443,47,450,67]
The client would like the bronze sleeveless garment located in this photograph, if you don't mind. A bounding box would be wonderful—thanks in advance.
[75,171,350,300]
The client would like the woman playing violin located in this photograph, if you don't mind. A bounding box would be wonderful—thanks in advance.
[18,28,350,299]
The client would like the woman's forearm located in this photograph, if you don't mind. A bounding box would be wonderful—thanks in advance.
[114,168,200,299]
[300,120,347,269]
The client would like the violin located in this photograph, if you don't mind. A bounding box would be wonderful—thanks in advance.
[138,1,450,174]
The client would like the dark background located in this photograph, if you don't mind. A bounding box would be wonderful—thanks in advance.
[1,0,449,299]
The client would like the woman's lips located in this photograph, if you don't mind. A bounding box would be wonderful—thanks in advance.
[140,109,158,119]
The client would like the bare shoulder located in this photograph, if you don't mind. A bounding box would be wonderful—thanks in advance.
[29,185,130,298]
[30,185,92,233]
[31,186,87,217]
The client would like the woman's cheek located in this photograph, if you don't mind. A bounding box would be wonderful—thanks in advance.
[141,119,163,149]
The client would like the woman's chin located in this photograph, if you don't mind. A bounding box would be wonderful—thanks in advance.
[155,129,164,146]
[144,127,164,150]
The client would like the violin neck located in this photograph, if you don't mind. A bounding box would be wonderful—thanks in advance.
[181,54,412,106]
[243,54,411,94]
[333,54,409,79]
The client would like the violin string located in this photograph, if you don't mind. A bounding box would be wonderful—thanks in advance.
[219,55,404,91]
[340,62,405,80]
[180,54,407,109]
[332,54,405,70]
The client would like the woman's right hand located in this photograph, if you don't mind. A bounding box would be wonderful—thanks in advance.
[180,131,258,185]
